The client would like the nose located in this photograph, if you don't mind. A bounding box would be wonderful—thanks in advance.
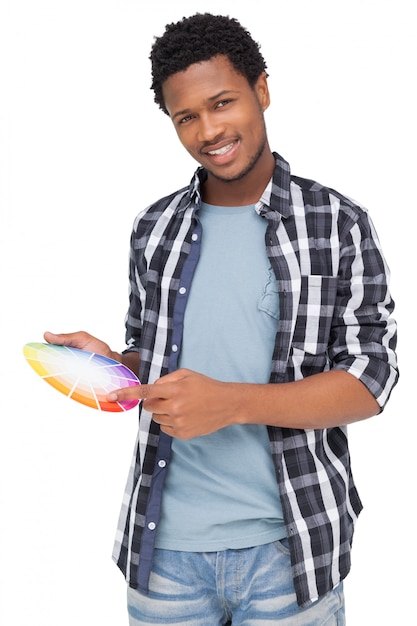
[197,112,225,144]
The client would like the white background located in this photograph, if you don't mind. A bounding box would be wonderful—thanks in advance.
[0,0,414,623]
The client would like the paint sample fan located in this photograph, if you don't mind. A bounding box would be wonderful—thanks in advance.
[23,342,140,412]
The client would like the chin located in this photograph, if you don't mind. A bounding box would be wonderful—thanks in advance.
[209,164,255,184]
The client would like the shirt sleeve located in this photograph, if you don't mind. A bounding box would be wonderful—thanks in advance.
[123,225,144,354]
[329,208,398,408]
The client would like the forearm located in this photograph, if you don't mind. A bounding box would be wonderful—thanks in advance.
[129,368,380,439]
[229,370,380,430]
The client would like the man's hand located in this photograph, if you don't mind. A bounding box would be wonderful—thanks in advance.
[44,331,115,359]
[106,368,380,434]
[108,369,238,439]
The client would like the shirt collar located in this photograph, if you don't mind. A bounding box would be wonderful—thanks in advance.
[258,152,292,218]
[177,152,292,217]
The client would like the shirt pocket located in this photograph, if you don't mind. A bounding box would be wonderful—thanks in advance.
[292,275,339,355]
[258,266,280,321]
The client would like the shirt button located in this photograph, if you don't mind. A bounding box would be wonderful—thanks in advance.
[192,233,198,241]
[158,460,166,468]
[148,522,156,531]
[179,287,186,295]
[172,344,178,352]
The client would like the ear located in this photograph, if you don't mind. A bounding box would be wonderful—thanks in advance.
[255,72,270,112]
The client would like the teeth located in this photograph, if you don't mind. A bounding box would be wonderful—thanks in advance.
[208,142,233,156]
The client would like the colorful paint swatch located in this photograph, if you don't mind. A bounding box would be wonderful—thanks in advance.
[23,342,140,412]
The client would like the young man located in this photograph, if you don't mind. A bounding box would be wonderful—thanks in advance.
[45,13,398,625]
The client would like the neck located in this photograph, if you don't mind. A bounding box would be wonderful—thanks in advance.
[202,148,275,207]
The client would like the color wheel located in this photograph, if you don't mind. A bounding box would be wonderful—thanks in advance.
[23,342,140,412]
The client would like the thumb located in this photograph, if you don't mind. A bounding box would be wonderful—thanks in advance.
[44,331,78,346]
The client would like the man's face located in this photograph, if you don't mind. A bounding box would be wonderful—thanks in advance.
[162,55,271,184]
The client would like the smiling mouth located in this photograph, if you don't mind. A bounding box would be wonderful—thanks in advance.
[206,142,235,156]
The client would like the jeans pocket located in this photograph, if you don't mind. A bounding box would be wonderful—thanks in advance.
[273,536,291,556]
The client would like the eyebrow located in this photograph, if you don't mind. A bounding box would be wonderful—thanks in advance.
[171,89,239,121]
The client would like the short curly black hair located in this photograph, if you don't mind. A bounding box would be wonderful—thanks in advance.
[150,13,268,114]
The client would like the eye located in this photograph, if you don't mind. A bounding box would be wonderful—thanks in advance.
[216,99,232,109]
[178,114,194,125]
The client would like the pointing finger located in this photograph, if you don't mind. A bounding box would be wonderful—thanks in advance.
[106,383,158,403]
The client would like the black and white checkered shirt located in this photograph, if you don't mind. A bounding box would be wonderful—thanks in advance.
[112,152,398,608]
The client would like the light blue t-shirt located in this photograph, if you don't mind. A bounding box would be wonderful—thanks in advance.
[155,203,285,551]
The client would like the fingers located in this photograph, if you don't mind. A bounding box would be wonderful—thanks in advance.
[107,382,160,403]
[43,331,113,358]
[106,369,190,405]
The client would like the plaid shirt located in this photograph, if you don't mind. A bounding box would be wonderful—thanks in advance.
[112,153,398,608]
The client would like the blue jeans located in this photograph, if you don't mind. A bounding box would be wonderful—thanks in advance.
[127,540,345,625]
